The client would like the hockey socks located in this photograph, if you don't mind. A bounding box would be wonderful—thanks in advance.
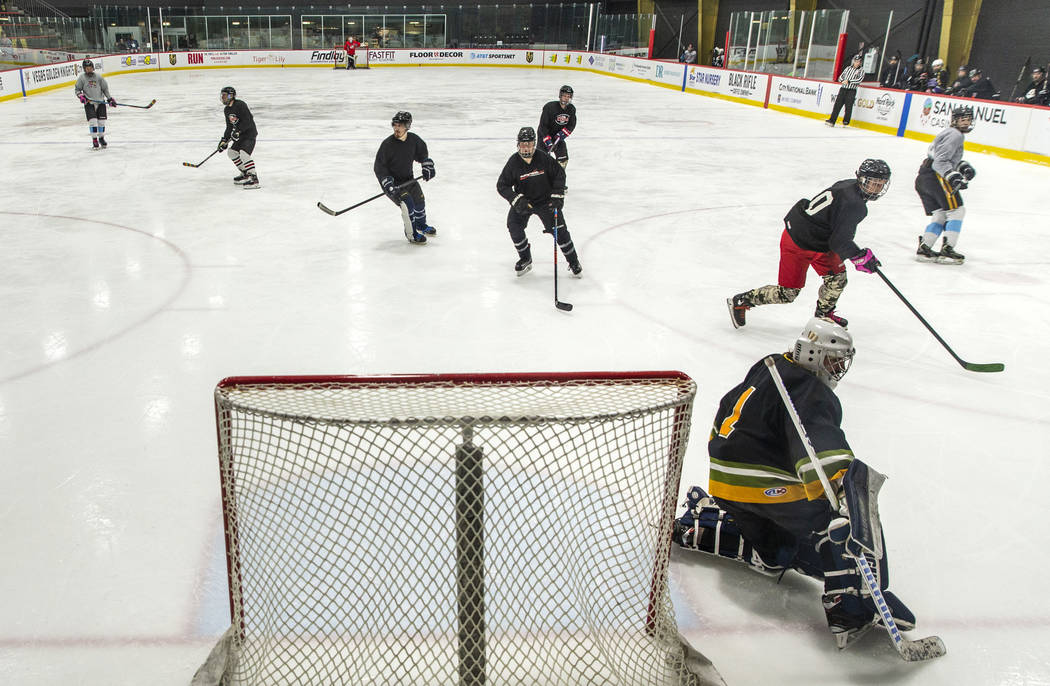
[922,221,944,249]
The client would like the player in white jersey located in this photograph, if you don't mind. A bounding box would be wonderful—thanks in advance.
[913,106,975,264]
[73,59,115,149]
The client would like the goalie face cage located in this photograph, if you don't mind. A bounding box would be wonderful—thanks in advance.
[209,372,712,686]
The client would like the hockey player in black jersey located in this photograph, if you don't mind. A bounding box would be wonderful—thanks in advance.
[218,86,260,189]
[496,126,582,277]
[728,159,890,328]
[537,85,576,168]
[673,317,917,648]
[374,111,437,244]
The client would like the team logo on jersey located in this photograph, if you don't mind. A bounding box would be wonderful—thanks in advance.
[763,487,788,498]
[555,114,570,126]
[519,170,545,180]
[228,114,239,125]
[526,52,534,63]
[169,54,177,65]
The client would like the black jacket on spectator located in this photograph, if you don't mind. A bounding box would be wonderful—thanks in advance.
[880,62,905,89]
[1018,78,1049,105]
[946,74,972,96]
[907,69,930,91]
[965,77,997,100]
[929,68,948,92]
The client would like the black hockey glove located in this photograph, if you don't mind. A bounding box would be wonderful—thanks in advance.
[945,170,968,192]
[230,128,241,141]
[511,194,532,215]
[956,160,976,181]
[542,135,554,151]
[381,176,400,204]
[549,192,565,210]
[422,158,436,181]
[217,139,229,151]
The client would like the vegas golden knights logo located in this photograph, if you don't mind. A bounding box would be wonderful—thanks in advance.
[169,53,177,65]
[526,51,534,63]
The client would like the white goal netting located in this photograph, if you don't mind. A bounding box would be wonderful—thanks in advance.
[193,372,724,686]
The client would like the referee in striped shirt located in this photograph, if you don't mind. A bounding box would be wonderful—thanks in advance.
[826,55,865,127]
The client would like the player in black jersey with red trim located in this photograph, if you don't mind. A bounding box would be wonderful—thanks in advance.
[218,86,260,189]
[728,159,890,328]
[537,85,576,168]
[673,318,917,648]
[374,111,437,244]
[496,126,582,277]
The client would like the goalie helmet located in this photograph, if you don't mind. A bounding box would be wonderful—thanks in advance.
[855,158,891,201]
[951,105,974,133]
[392,111,412,129]
[792,317,855,389]
[220,86,236,105]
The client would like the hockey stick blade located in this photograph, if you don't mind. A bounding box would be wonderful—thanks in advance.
[556,301,573,312]
[182,148,221,168]
[875,268,1004,373]
[115,99,157,109]
[316,201,339,216]
[853,553,946,662]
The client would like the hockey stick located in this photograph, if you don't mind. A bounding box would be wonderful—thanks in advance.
[552,207,573,311]
[875,267,1004,372]
[764,357,947,662]
[182,149,221,168]
[115,99,157,109]
[317,176,423,216]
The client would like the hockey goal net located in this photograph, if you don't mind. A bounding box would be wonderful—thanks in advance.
[194,372,723,686]
[332,43,369,69]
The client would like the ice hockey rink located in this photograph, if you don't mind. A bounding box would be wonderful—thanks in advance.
[1,63,1049,685]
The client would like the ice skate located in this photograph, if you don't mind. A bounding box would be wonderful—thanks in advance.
[816,308,848,327]
[515,256,532,277]
[91,138,100,150]
[824,120,835,127]
[727,293,750,328]
[242,174,261,190]
[915,236,939,262]
[99,136,107,148]
[567,256,583,278]
[937,242,965,264]
[420,225,437,236]
[233,173,250,184]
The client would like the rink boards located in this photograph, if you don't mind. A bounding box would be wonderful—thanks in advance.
[2,47,1049,166]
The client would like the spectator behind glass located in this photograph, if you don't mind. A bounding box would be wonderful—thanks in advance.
[964,69,998,100]
[946,65,972,95]
[880,54,905,89]
[1016,66,1049,106]
[928,58,948,92]
[711,46,724,67]
[680,43,697,64]
[907,60,929,91]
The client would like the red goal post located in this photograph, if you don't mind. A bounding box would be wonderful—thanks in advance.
[332,43,369,69]
[194,371,725,686]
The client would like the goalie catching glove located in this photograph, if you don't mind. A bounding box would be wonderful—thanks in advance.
[421,158,436,181]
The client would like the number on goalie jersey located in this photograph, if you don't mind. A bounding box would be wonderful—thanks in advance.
[675,318,917,647]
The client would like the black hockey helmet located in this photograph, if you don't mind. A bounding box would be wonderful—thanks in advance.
[220,86,236,105]
[392,111,412,129]
[951,105,975,133]
[559,85,574,99]
[82,59,94,71]
[517,126,536,143]
[856,158,891,201]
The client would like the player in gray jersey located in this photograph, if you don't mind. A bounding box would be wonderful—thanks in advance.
[73,59,115,149]
[913,106,975,264]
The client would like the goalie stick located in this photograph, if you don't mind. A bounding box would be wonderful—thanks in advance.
[552,207,573,311]
[317,176,424,216]
[182,149,221,168]
[875,267,1003,373]
[764,357,947,662]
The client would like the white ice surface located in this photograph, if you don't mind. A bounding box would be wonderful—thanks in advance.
[1,66,1048,685]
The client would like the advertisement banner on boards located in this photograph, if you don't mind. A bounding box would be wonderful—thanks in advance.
[906,93,1028,150]
[1022,107,1050,156]
[688,65,768,105]
[0,68,22,99]
[22,59,81,93]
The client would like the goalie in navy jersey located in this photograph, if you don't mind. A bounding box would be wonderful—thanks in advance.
[537,85,576,168]
[374,111,437,244]
[496,126,582,277]
[728,159,890,329]
[673,318,917,648]
[217,86,260,189]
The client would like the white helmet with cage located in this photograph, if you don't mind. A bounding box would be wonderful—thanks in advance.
[792,317,855,388]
